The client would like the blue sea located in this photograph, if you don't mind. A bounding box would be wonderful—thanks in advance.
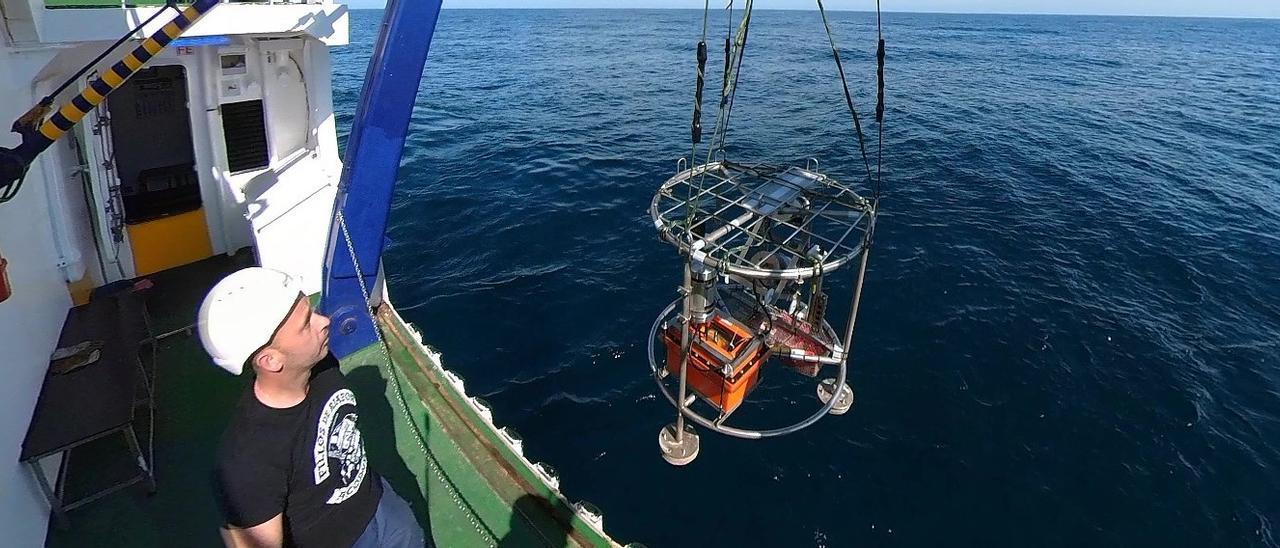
[332,9,1280,547]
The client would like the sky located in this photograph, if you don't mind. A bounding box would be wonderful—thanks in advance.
[342,0,1280,18]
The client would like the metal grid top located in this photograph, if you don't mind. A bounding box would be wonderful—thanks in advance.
[651,161,875,280]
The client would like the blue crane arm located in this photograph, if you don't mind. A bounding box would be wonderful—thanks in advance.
[321,0,444,359]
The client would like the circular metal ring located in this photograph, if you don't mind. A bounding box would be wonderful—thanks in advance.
[650,161,875,282]
[647,298,847,439]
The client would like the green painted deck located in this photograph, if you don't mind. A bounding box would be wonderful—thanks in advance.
[44,254,620,547]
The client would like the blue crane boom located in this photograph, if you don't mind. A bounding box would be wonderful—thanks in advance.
[321,0,445,359]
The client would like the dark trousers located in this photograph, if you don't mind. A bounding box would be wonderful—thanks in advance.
[352,479,432,548]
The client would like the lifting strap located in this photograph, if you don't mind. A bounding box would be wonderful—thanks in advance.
[816,0,875,188]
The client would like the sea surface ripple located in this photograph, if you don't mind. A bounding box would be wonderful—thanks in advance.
[333,10,1280,547]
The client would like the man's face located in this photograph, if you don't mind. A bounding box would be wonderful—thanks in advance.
[265,295,331,373]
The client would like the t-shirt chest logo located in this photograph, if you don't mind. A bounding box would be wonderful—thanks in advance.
[312,389,368,504]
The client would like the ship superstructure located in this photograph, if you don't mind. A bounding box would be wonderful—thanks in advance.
[0,1,621,545]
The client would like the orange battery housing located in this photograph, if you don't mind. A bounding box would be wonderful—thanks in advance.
[662,312,768,416]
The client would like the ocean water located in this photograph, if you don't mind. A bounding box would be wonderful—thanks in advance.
[332,9,1280,547]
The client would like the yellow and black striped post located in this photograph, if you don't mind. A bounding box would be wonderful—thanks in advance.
[1,0,220,194]
[38,0,221,144]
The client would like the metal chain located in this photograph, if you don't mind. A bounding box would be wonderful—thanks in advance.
[336,211,497,547]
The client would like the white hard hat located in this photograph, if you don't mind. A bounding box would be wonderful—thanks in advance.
[197,267,304,375]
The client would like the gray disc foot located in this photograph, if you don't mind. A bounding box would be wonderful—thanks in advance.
[817,378,854,415]
[658,423,700,465]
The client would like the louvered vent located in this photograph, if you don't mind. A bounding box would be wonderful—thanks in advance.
[221,100,270,173]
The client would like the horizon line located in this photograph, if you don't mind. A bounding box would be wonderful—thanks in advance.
[344,6,1280,20]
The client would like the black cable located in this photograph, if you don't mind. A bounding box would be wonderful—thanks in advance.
[750,278,775,335]
[876,0,885,126]
[714,8,751,158]
[725,0,733,93]
[722,37,731,98]
[692,40,707,145]
[684,0,752,229]
[37,2,177,112]
[816,0,875,188]
[874,0,886,201]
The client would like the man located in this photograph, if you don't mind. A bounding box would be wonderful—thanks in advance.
[198,267,426,547]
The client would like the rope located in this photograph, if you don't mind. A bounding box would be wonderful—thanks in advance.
[816,0,875,190]
[684,0,754,242]
[726,0,734,88]
[684,0,713,238]
[679,1,886,274]
[712,0,753,157]
[690,0,710,147]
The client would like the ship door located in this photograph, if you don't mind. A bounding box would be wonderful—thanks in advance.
[106,65,213,276]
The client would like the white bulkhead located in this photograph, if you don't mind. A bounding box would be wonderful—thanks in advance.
[0,1,349,543]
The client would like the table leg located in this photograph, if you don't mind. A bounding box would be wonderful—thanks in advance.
[27,459,69,529]
[123,425,157,493]
[134,355,154,409]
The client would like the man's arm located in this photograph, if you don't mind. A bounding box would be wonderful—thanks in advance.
[221,513,285,548]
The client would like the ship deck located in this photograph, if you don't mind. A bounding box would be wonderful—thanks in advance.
[45,253,618,547]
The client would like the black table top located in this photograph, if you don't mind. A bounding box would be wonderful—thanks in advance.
[20,291,148,461]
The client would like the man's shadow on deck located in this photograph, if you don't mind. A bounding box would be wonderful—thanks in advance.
[497,494,571,548]
[347,364,571,548]
[345,365,434,543]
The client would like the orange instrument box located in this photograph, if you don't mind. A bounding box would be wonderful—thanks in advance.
[662,312,769,416]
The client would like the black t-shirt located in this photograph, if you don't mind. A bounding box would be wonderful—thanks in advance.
[214,355,382,547]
